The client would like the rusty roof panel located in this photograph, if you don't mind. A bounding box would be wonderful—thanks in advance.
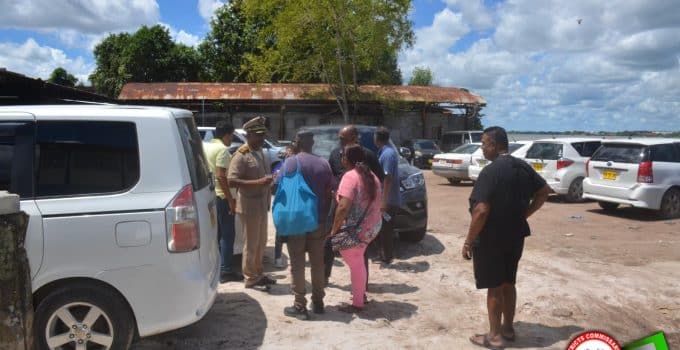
[118,82,485,105]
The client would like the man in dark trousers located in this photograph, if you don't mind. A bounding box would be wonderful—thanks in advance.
[374,126,400,264]
[279,131,334,319]
[462,126,550,349]
[326,125,384,288]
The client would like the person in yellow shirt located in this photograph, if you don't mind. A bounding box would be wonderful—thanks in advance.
[204,121,243,283]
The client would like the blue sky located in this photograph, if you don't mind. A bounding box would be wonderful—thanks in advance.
[1,0,679,131]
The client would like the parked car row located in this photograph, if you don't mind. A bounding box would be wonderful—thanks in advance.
[428,134,680,218]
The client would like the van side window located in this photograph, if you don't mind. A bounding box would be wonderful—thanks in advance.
[35,121,140,197]
[651,144,680,163]
[0,121,34,197]
[176,118,210,190]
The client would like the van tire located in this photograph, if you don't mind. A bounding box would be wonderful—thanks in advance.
[34,283,134,350]
[447,178,461,185]
[565,177,585,203]
[659,187,680,219]
[598,201,619,211]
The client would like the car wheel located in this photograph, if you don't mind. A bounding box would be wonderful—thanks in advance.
[399,229,426,243]
[598,201,619,211]
[659,187,680,219]
[565,177,585,203]
[35,283,134,350]
[447,178,461,185]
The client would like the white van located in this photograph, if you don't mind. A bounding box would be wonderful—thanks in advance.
[0,105,219,349]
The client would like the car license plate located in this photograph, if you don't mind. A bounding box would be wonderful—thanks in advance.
[602,169,617,181]
[532,162,543,171]
[428,159,433,165]
[437,159,449,166]
[478,160,487,167]
[209,202,217,227]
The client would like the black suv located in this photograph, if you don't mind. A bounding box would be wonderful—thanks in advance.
[300,125,428,242]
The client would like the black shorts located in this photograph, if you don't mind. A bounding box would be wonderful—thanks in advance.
[472,238,524,289]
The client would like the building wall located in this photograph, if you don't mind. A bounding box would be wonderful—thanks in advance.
[193,108,468,144]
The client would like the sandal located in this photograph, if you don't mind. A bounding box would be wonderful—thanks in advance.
[469,333,504,350]
[262,275,278,285]
[337,303,363,313]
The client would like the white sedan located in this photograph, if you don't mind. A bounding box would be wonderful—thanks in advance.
[432,143,480,184]
[468,141,532,181]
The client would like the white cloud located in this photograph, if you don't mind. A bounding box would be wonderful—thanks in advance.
[0,0,160,34]
[0,39,93,84]
[442,0,493,30]
[198,0,225,22]
[159,22,201,47]
[399,0,680,131]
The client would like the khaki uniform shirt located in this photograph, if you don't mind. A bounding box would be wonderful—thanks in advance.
[227,144,271,214]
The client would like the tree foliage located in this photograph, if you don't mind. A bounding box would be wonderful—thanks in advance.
[408,66,433,86]
[47,67,78,87]
[242,0,413,122]
[90,25,201,97]
[198,0,255,82]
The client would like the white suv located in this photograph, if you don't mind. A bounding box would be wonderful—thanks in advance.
[0,105,219,349]
[583,138,680,218]
[522,138,602,202]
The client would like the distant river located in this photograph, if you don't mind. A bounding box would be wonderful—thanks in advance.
[508,133,629,141]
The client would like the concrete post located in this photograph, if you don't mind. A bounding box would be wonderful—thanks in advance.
[0,191,33,350]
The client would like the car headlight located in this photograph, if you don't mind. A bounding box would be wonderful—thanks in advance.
[414,151,423,157]
[401,172,425,191]
[277,150,286,159]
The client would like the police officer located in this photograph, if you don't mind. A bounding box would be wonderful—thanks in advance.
[228,116,275,289]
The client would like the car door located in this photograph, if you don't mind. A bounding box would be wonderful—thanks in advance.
[0,114,44,279]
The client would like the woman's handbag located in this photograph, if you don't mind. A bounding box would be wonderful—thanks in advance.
[330,207,368,251]
[272,157,319,236]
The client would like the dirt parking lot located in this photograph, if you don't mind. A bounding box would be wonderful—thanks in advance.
[134,170,679,350]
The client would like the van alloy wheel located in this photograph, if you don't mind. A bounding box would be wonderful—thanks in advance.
[660,188,680,219]
[35,283,134,350]
[46,302,114,349]
[565,177,585,203]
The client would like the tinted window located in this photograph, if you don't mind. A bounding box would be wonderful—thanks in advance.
[526,143,563,160]
[176,118,211,190]
[470,133,482,142]
[415,140,438,150]
[651,144,680,163]
[590,143,646,164]
[36,121,139,197]
[571,141,601,157]
[508,143,524,153]
[305,127,398,159]
[0,122,34,197]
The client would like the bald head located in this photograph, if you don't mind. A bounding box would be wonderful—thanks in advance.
[339,125,358,147]
[295,131,314,152]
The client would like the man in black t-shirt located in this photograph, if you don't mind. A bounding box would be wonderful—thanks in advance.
[462,126,550,349]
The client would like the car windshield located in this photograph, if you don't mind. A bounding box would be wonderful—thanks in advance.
[415,140,438,150]
[451,143,479,154]
[591,143,646,163]
[470,133,482,142]
[526,142,563,160]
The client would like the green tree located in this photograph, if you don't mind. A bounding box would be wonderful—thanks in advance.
[243,0,413,122]
[408,66,433,86]
[47,67,78,87]
[90,25,202,97]
[198,0,255,82]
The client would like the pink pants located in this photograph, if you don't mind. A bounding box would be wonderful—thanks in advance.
[340,244,368,308]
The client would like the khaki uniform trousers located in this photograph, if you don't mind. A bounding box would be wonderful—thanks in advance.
[286,225,326,307]
[240,206,269,286]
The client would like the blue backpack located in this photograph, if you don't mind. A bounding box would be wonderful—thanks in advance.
[272,156,319,236]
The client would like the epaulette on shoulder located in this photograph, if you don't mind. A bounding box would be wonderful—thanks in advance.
[238,144,250,154]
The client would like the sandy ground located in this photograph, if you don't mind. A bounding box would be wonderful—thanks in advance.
[134,170,680,350]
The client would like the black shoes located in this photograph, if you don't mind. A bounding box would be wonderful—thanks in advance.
[220,272,244,283]
[284,305,309,320]
[311,302,325,314]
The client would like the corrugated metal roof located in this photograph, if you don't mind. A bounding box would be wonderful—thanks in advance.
[118,82,485,105]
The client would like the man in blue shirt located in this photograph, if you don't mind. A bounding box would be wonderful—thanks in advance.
[374,126,400,264]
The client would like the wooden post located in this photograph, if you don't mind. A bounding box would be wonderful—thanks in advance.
[0,191,33,350]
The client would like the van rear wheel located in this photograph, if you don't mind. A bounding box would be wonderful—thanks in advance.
[447,178,461,185]
[660,188,680,219]
[598,201,619,211]
[565,177,585,203]
[35,283,134,350]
